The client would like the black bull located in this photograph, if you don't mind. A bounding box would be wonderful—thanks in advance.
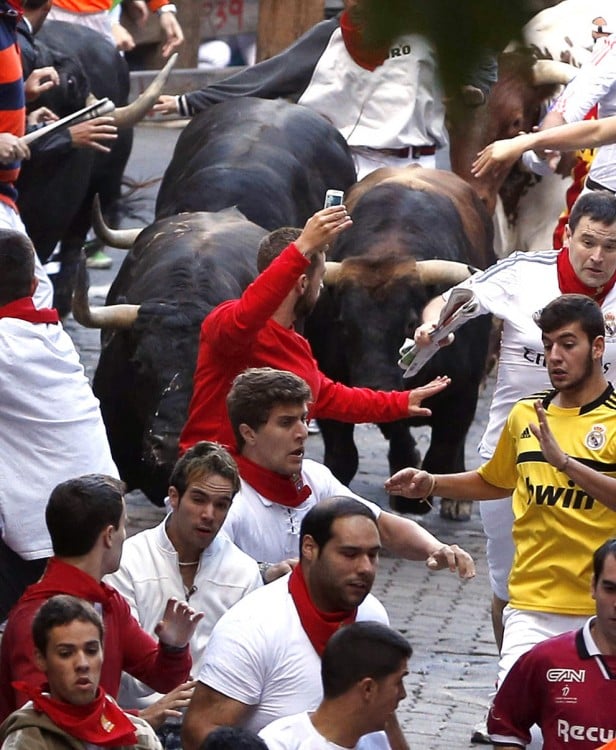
[305,175,495,515]
[82,209,267,503]
[156,97,357,229]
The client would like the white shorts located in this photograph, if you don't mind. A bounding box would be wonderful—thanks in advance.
[479,496,515,602]
[351,148,439,181]
[497,605,588,688]
[0,202,53,309]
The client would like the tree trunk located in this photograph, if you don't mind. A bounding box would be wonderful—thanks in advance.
[256,0,325,62]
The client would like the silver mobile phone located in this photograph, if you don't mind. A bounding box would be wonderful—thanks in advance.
[323,189,344,208]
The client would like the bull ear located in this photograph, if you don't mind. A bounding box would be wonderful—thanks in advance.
[323,261,342,285]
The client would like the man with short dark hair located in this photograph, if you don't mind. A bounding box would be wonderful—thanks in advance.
[181,497,400,750]
[487,538,616,750]
[260,621,412,750]
[0,594,162,749]
[0,230,117,618]
[178,206,450,454]
[106,442,262,743]
[221,367,474,578]
[387,294,616,691]
[0,474,202,725]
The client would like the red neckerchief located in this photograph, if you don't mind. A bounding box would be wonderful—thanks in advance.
[339,10,389,71]
[288,565,357,656]
[12,683,137,748]
[557,247,616,306]
[233,453,312,508]
[20,558,115,612]
[0,297,59,324]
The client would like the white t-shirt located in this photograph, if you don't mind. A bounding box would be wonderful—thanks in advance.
[450,250,616,457]
[220,459,381,562]
[197,574,388,736]
[0,318,117,559]
[298,29,447,153]
[553,34,616,190]
[259,711,355,750]
[106,517,261,708]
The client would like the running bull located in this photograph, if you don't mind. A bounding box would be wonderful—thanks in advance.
[156,97,357,230]
[74,208,267,504]
[304,166,495,518]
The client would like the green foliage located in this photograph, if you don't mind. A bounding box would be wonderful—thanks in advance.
[361,0,537,92]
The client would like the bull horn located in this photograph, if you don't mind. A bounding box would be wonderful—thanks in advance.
[72,253,141,329]
[92,194,143,249]
[531,59,577,86]
[415,260,474,286]
[112,52,178,128]
[323,261,342,285]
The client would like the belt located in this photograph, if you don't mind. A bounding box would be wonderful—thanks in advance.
[585,176,616,195]
[365,145,437,159]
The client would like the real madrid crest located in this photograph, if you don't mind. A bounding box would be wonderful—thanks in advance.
[604,312,616,340]
[585,424,607,450]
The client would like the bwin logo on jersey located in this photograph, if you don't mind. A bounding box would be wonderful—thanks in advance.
[547,669,586,682]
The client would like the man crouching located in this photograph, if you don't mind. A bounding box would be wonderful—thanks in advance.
[0,595,162,750]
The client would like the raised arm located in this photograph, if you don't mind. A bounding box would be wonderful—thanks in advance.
[530,399,616,512]
[472,117,616,178]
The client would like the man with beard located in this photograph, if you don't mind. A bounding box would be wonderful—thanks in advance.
[386,294,616,691]
[178,205,450,455]
[181,497,406,750]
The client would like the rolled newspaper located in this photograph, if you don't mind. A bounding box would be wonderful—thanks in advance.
[21,98,116,146]
[398,288,478,378]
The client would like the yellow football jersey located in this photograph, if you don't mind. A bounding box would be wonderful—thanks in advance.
[478,386,616,615]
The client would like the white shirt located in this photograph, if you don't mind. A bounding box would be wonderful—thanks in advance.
[0,317,117,559]
[220,459,381,562]
[259,711,355,750]
[298,29,447,152]
[198,574,388,736]
[106,517,261,708]
[553,34,616,190]
[451,250,616,457]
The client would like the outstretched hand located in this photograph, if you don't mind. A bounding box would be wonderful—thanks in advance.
[154,597,204,648]
[529,399,567,470]
[426,543,475,579]
[471,139,520,178]
[384,467,433,499]
[152,94,179,116]
[139,680,197,729]
[407,376,450,417]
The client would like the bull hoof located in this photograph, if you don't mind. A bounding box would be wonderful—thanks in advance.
[439,498,473,522]
[389,496,432,515]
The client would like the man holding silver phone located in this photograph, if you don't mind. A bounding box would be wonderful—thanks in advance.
[179,201,451,455]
